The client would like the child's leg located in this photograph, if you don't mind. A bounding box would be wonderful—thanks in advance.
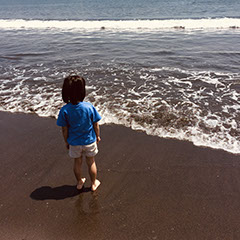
[86,156,101,191]
[74,157,86,190]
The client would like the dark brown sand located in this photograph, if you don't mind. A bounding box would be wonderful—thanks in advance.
[1,111,240,240]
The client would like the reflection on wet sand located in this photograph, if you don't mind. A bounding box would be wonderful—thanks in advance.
[75,191,100,216]
[73,191,105,239]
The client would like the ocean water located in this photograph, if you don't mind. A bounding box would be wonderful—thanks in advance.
[0,0,240,154]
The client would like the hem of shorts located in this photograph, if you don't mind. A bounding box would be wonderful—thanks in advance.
[85,152,98,157]
[69,151,98,159]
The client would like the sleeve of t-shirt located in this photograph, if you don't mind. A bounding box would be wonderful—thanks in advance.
[92,106,102,123]
[57,108,68,127]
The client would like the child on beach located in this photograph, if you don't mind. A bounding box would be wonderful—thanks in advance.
[57,75,101,191]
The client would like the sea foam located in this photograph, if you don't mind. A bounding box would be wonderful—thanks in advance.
[0,18,240,31]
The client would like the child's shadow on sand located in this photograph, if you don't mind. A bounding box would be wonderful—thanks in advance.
[30,185,91,200]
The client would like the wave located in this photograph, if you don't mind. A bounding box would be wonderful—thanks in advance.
[1,65,240,154]
[0,18,240,31]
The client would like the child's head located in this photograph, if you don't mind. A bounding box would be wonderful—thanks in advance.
[62,75,86,104]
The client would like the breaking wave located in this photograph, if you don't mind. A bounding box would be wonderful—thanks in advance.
[0,18,240,31]
[0,65,239,154]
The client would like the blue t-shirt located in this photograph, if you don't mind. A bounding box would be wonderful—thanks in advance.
[57,102,101,146]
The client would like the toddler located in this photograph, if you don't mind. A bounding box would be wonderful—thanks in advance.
[57,75,101,191]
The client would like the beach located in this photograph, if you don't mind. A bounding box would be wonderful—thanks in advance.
[1,0,240,239]
[1,111,240,240]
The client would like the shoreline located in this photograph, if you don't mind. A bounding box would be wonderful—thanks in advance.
[1,111,240,240]
[1,109,239,156]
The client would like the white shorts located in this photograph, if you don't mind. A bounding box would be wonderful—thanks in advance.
[69,142,98,158]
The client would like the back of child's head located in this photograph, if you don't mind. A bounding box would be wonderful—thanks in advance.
[62,75,86,104]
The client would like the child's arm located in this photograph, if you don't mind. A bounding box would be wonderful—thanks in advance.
[62,126,69,149]
[93,122,101,143]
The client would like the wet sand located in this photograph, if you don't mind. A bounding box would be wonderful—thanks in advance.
[1,111,240,240]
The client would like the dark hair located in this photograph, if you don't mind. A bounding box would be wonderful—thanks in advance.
[62,75,86,104]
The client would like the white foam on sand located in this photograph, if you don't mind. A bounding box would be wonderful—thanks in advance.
[1,66,239,155]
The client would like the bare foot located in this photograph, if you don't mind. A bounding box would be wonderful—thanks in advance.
[77,178,86,190]
[91,179,101,191]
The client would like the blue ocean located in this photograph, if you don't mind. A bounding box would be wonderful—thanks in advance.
[0,0,240,154]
